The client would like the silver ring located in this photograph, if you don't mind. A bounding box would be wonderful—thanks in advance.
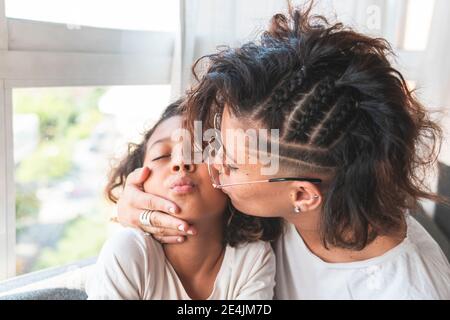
[139,209,154,227]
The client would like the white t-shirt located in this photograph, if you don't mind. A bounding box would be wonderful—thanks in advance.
[275,214,450,299]
[86,228,276,300]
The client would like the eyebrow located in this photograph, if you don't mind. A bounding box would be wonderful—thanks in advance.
[147,137,171,152]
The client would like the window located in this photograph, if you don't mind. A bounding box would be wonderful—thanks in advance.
[381,0,436,98]
[402,0,435,51]
[0,0,176,280]
[5,0,178,31]
[13,86,170,275]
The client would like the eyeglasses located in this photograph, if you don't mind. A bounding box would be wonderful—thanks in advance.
[206,113,322,189]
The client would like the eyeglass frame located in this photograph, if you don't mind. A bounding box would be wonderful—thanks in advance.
[205,112,322,189]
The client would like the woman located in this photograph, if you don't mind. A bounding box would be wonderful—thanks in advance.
[86,100,281,299]
[114,7,450,299]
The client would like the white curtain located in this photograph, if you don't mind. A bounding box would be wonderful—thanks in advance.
[170,0,398,97]
[416,0,450,166]
[415,0,450,216]
[417,0,450,108]
[170,0,290,98]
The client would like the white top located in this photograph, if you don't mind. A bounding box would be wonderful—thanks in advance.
[275,214,450,299]
[86,228,276,300]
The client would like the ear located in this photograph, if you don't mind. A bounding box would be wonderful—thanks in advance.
[289,181,322,212]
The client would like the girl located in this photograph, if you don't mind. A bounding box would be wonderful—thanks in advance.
[85,100,282,300]
[115,6,450,299]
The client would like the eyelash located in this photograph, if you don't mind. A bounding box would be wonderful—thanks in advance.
[225,164,239,171]
[151,154,171,162]
[151,154,238,170]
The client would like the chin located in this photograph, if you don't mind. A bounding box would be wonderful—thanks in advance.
[176,199,214,220]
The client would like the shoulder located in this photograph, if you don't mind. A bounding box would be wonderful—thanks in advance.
[404,216,450,272]
[88,227,165,299]
[231,240,274,258]
[396,216,450,299]
[226,240,275,272]
[352,216,450,299]
[406,215,448,256]
[98,227,163,270]
[223,241,276,299]
[103,228,147,254]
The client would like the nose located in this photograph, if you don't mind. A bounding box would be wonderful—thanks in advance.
[171,157,196,173]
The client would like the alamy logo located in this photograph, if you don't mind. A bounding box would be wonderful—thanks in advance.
[169,121,280,176]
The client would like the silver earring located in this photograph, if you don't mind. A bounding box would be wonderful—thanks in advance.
[294,206,301,214]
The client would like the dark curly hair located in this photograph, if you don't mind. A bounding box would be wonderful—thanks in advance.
[185,3,448,250]
[105,99,283,247]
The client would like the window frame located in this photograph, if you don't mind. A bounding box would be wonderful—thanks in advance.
[0,0,175,280]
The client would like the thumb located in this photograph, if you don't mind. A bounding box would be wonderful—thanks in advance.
[137,166,152,183]
[126,166,152,186]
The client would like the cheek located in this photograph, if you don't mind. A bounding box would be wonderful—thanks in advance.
[194,165,228,212]
[224,184,255,200]
[224,185,261,211]
[143,170,167,195]
[143,179,156,194]
[226,185,285,217]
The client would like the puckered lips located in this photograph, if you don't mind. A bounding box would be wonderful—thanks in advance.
[169,176,196,194]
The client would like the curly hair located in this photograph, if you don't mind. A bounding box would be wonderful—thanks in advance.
[105,99,283,247]
[185,3,447,250]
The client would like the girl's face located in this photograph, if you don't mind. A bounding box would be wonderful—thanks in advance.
[143,116,228,223]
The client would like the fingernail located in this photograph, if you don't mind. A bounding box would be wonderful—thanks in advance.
[168,207,176,214]
[187,230,195,235]
[178,224,185,232]
[177,237,184,243]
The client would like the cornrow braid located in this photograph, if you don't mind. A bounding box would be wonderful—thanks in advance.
[277,142,338,168]
[312,94,359,148]
[251,64,306,123]
[282,76,338,144]
[271,66,306,106]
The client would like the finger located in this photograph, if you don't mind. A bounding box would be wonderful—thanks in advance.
[137,166,151,183]
[142,226,186,237]
[130,188,180,215]
[125,167,152,187]
[117,207,143,227]
[149,211,196,235]
[152,235,186,244]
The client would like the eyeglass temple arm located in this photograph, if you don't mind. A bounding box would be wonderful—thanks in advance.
[268,177,322,184]
[215,177,322,189]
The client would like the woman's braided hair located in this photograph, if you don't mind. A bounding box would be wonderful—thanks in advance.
[185,4,446,250]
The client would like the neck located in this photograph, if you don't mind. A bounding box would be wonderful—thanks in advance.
[163,217,225,280]
[286,209,407,263]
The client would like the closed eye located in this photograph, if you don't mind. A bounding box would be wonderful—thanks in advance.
[151,154,171,162]
[225,163,239,171]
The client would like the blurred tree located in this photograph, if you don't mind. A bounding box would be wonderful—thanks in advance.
[33,212,108,271]
[15,184,40,233]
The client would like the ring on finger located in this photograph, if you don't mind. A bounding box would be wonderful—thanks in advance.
[139,209,155,227]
